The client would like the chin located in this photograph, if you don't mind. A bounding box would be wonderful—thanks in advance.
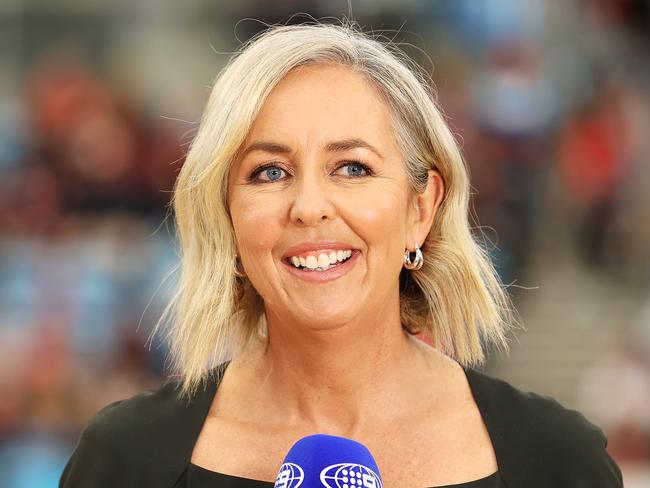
[287,302,361,333]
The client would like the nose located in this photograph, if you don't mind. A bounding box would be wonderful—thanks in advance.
[289,173,336,226]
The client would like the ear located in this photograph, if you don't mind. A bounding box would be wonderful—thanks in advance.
[406,170,445,251]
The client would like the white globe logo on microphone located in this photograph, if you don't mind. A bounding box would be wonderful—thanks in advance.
[274,462,304,488]
[320,463,382,488]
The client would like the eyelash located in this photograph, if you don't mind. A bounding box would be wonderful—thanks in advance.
[248,160,373,183]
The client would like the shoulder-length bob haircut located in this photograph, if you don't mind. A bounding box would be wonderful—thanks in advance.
[160,21,515,396]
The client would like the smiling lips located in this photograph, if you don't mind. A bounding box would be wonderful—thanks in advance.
[288,250,353,271]
[282,247,359,283]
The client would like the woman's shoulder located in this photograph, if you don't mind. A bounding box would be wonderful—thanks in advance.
[60,374,220,487]
[465,366,602,441]
[81,379,188,446]
[464,367,623,487]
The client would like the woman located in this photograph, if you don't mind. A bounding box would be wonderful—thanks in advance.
[60,23,623,487]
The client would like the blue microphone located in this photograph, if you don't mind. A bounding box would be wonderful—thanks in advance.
[273,434,383,488]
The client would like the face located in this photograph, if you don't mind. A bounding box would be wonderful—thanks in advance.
[228,64,441,333]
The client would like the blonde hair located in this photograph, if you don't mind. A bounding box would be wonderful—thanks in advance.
[159,21,516,396]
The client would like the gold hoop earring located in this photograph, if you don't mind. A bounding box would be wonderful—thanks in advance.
[403,244,424,271]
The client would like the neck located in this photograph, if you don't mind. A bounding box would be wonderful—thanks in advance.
[238,298,436,435]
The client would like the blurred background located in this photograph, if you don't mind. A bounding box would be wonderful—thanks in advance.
[0,0,649,486]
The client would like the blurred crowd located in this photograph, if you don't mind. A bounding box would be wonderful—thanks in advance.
[0,56,183,485]
[0,0,649,486]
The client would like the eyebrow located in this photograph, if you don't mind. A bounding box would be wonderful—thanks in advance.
[240,141,291,158]
[325,138,383,158]
[240,137,383,159]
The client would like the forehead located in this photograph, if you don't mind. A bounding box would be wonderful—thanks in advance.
[245,63,399,151]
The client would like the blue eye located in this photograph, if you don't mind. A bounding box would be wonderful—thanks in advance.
[338,161,371,177]
[262,167,285,181]
[250,165,288,183]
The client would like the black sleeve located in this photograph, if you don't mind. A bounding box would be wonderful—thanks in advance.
[562,417,624,488]
[464,368,624,487]
[57,377,211,488]
[599,436,624,487]
[524,392,624,488]
[59,401,134,488]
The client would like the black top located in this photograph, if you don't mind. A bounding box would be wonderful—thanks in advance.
[59,363,623,488]
[181,462,504,487]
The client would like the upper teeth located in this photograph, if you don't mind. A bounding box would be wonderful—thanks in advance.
[289,250,353,269]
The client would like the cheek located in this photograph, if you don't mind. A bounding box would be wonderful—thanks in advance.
[338,188,408,257]
[230,193,284,260]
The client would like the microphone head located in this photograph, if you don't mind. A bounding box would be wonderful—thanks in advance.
[274,434,383,488]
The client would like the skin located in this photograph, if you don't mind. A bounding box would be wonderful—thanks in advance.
[192,64,497,486]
